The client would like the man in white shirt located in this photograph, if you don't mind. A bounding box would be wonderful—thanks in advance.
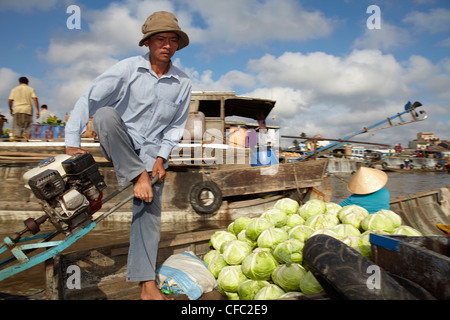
[65,11,191,300]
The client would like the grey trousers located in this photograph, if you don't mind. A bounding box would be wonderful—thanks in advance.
[92,107,163,282]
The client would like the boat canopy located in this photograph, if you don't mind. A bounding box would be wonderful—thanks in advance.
[190,91,276,123]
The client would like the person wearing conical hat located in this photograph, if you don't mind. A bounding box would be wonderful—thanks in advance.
[340,167,390,214]
[65,11,191,300]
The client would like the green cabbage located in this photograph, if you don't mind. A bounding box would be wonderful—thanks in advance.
[361,212,397,232]
[338,205,369,221]
[274,198,300,215]
[245,217,272,241]
[207,198,410,301]
[203,249,218,265]
[237,280,271,300]
[207,251,229,278]
[376,209,402,228]
[288,225,315,242]
[237,230,257,248]
[338,205,369,229]
[278,291,304,299]
[222,290,240,300]
[271,263,307,292]
[257,227,289,248]
[231,217,253,235]
[392,225,422,236]
[241,248,279,280]
[360,230,390,242]
[299,271,323,294]
[221,240,252,265]
[262,208,288,227]
[253,284,285,300]
[217,266,248,293]
[305,213,340,230]
[285,214,305,228]
[325,202,342,216]
[228,222,236,235]
[341,236,372,258]
[310,228,340,239]
[298,199,327,220]
[272,239,304,264]
[209,230,237,251]
[332,224,361,238]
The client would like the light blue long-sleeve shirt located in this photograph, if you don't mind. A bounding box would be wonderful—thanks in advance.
[65,52,192,171]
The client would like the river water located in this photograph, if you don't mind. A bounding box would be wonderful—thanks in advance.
[0,171,448,298]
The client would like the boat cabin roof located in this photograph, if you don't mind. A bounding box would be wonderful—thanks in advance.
[190,91,276,122]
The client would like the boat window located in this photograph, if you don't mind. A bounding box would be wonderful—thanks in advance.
[198,100,221,118]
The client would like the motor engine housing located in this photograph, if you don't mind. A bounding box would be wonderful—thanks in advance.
[24,153,107,234]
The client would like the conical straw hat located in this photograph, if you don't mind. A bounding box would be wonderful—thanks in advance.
[347,167,388,195]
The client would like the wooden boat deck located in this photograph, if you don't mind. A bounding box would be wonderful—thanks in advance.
[45,229,224,300]
[390,186,450,235]
[1,186,449,300]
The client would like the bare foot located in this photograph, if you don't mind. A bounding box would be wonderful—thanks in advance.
[133,171,154,203]
[141,280,173,300]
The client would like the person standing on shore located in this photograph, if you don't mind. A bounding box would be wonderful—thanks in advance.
[64,11,191,300]
[8,77,40,139]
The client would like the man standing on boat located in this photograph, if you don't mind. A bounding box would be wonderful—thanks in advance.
[64,11,191,300]
[8,77,40,140]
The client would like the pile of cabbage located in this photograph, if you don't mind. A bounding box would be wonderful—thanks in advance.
[203,198,423,300]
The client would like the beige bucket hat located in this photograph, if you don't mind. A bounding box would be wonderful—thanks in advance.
[139,11,189,50]
[347,167,388,195]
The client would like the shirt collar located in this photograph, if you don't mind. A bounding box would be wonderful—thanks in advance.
[138,52,179,80]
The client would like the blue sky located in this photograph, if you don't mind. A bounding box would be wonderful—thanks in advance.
[1,0,449,147]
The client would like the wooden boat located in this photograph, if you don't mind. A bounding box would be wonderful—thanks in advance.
[0,92,332,225]
[389,185,450,235]
[37,185,449,300]
[378,156,446,172]
[44,228,224,300]
[370,234,449,300]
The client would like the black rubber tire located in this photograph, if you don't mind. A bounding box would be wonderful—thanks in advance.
[189,181,222,214]
[303,235,418,300]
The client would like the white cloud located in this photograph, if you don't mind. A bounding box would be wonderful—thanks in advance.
[183,0,334,52]
[239,49,449,146]
[247,49,411,102]
[189,69,255,92]
[404,55,450,101]
[245,87,312,118]
[403,8,450,34]
[438,37,450,47]
[352,23,414,51]
[38,0,335,113]
[0,68,19,101]
[12,0,447,147]
[43,3,145,65]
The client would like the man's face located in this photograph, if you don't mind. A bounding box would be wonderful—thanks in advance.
[144,32,179,63]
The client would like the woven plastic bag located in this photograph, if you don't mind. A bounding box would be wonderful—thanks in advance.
[156,251,218,300]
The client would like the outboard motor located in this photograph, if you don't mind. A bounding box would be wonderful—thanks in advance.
[23,153,107,235]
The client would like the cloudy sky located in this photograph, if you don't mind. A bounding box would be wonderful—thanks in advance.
[1,0,449,148]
